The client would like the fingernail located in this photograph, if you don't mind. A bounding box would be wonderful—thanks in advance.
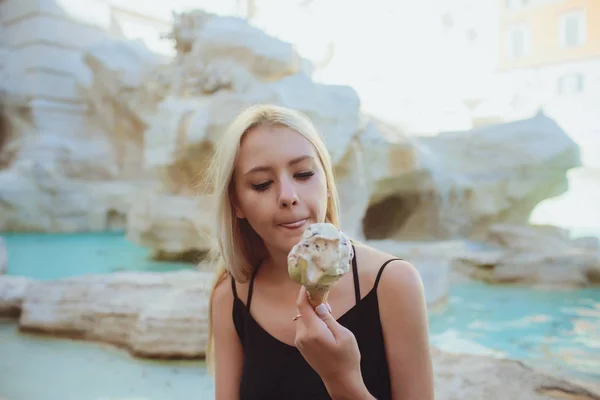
[316,303,328,317]
[326,303,332,313]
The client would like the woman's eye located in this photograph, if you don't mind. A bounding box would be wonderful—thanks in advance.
[250,172,312,191]
[251,181,271,191]
[295,171,314,180]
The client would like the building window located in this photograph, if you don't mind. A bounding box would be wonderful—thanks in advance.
[557,73,584,95]
[559,9,586,48]
[506,23,531,59]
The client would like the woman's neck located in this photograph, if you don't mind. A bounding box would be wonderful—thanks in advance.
[260,248,295,285]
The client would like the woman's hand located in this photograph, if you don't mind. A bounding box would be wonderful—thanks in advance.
[294,286,374,399]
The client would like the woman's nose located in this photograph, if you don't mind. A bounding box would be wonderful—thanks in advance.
[278,178,298,208]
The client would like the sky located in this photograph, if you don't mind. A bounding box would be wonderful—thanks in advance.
[99,0,501,131]
[235,0,501,130]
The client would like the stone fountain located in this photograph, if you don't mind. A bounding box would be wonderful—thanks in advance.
[0,10,583,251]
[1,9,599,400]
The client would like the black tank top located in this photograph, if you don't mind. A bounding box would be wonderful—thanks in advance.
[231,248,400,399]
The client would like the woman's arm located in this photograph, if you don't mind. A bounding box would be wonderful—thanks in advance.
[212,278,244,400]
[378,260,435,400]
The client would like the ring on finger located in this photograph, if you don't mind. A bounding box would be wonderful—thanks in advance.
[292,314,301,321]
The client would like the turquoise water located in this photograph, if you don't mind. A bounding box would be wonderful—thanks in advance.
[1,232,196,280]
[0,322,213,400]
[1,232,211,400]
[1,232,599,399]
[428,283,600,382]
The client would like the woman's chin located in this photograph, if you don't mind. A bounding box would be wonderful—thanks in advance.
[275,234,305,255]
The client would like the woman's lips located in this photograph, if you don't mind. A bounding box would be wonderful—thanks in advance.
[279,219,308,229]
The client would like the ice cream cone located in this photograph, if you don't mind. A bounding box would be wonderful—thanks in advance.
[288,223,353,309]
[306,286,330,308]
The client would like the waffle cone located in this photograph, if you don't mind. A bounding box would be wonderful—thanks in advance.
[306,286,330,308]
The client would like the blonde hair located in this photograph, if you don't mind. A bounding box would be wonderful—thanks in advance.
[204,104,341,373]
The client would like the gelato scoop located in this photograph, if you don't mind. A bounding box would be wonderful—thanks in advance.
[288,222,354,308]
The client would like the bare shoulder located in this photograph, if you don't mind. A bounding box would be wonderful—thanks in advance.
[211,274,236,337]
[353,241,423,298]
[211,272,250,309]
[353,243,429,345]
[354,244,434,398]
[211,273,235,310]
[211,272,245,399]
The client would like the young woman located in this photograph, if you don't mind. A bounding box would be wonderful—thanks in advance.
[206,104,434,400]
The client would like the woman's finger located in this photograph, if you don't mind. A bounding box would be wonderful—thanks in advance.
[295,286,338,342]
[295,286,322,331]
[313,304,348,341]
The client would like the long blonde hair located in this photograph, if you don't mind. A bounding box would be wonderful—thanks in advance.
[204,104,341,372]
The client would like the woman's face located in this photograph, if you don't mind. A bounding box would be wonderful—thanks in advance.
[233,124,329,256]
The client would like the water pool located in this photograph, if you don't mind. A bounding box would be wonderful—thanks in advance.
[1,232,195,280]
[1,233,599,399]
[0,322,213,400]
[428,283,600,382]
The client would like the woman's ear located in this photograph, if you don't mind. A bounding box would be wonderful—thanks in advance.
[230,189,246,219]
[235,205,245,219]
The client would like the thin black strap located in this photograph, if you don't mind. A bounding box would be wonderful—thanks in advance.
[246,264,261,309]
[351,245,361,304]
[374,258,403,290]
[230,275,238,299]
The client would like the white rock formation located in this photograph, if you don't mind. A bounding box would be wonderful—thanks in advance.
[0,275,31,316]
[0,38,161,232]
[0,10,581,260]
[432,348,600,400]
[7,271,213,358]
[125,193,215,260]
[454,224,600,286]
[411,113,582,240]
[0,40,29,170]
[78,11,580,258]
